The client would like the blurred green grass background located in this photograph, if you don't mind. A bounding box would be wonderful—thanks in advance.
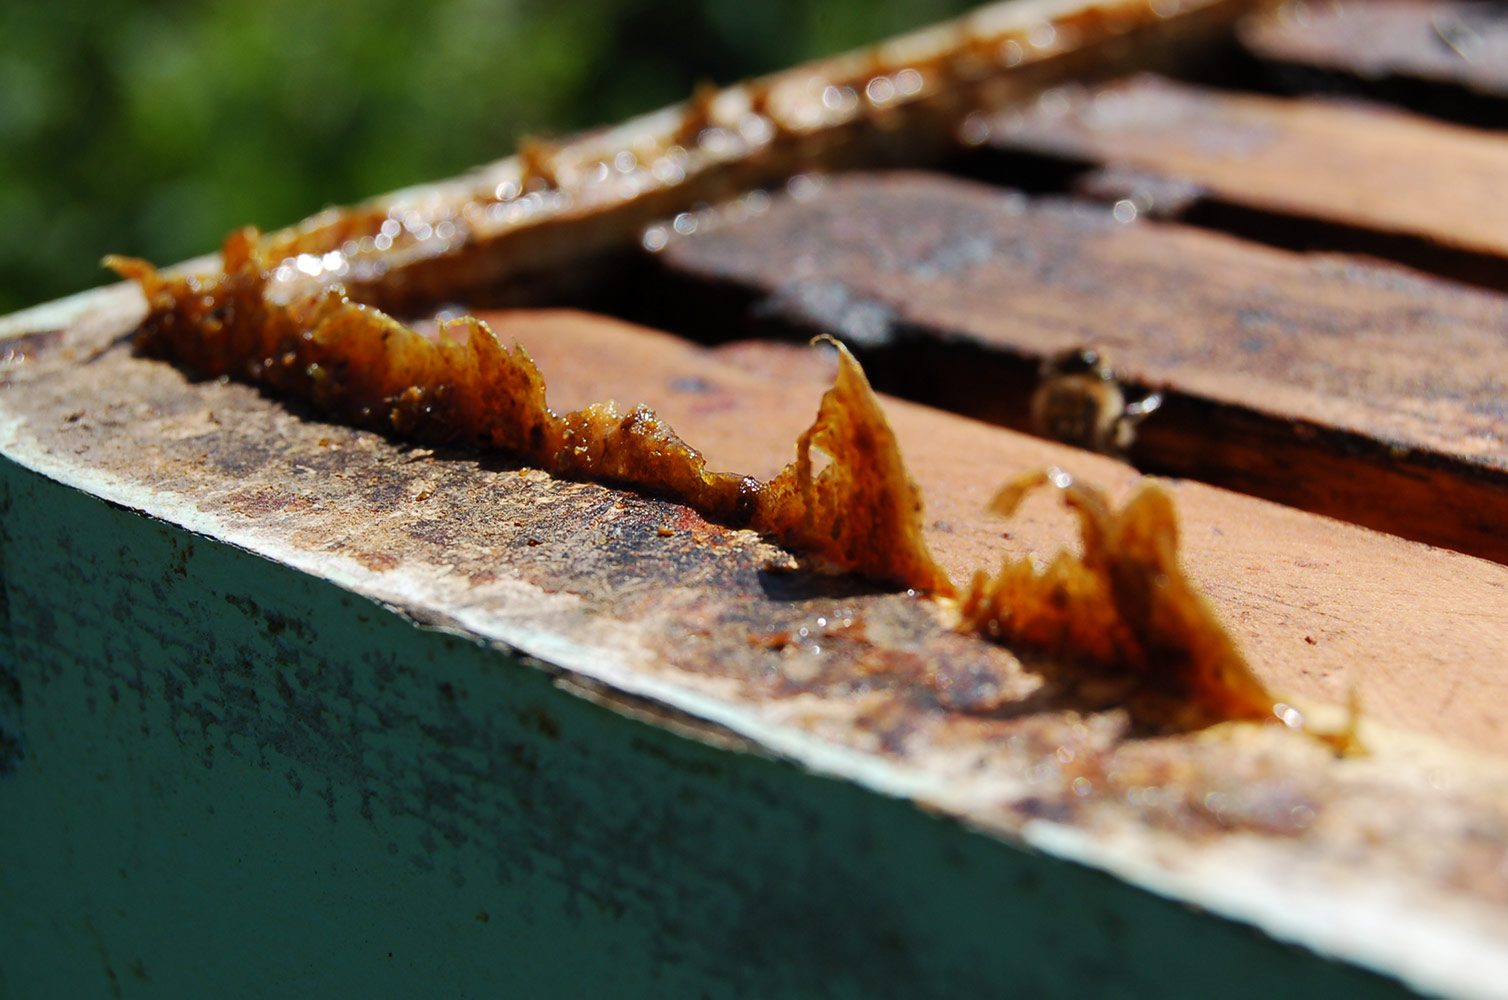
[1,0,978,315]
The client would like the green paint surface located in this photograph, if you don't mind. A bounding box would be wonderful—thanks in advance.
[0,458,1413,998]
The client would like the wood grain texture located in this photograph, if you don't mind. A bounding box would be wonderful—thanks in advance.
[980,73,1508,263]
[1240,1,1508,102]
[648,171,1508,562]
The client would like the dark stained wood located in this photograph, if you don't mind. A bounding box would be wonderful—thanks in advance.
[976,73,1508,275]
[645,171,1508,562]
[1239,0,1508,126]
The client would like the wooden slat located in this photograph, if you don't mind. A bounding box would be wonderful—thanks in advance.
[9,295,1508,995]
[492,311,1508,757]
[8,294,1508,752]
[648,170,1508,563]
[978,73,1508,269]
[1240,0,1508,111]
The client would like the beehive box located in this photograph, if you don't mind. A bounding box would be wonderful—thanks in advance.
[3,1,1508,997]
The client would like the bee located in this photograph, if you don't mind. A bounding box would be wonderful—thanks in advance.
[1029,347,1162,455]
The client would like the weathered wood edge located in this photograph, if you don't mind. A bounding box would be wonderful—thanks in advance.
[3,282,1508,1000]
[0,458,1418,999]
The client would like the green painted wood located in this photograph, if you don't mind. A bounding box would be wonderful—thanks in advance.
[0,457,1413,999]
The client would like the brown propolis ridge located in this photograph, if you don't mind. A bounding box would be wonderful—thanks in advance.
[107,225,1292,734]
[758,335,954,596]
[964,468,1277,730]
[105,230,950,596]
